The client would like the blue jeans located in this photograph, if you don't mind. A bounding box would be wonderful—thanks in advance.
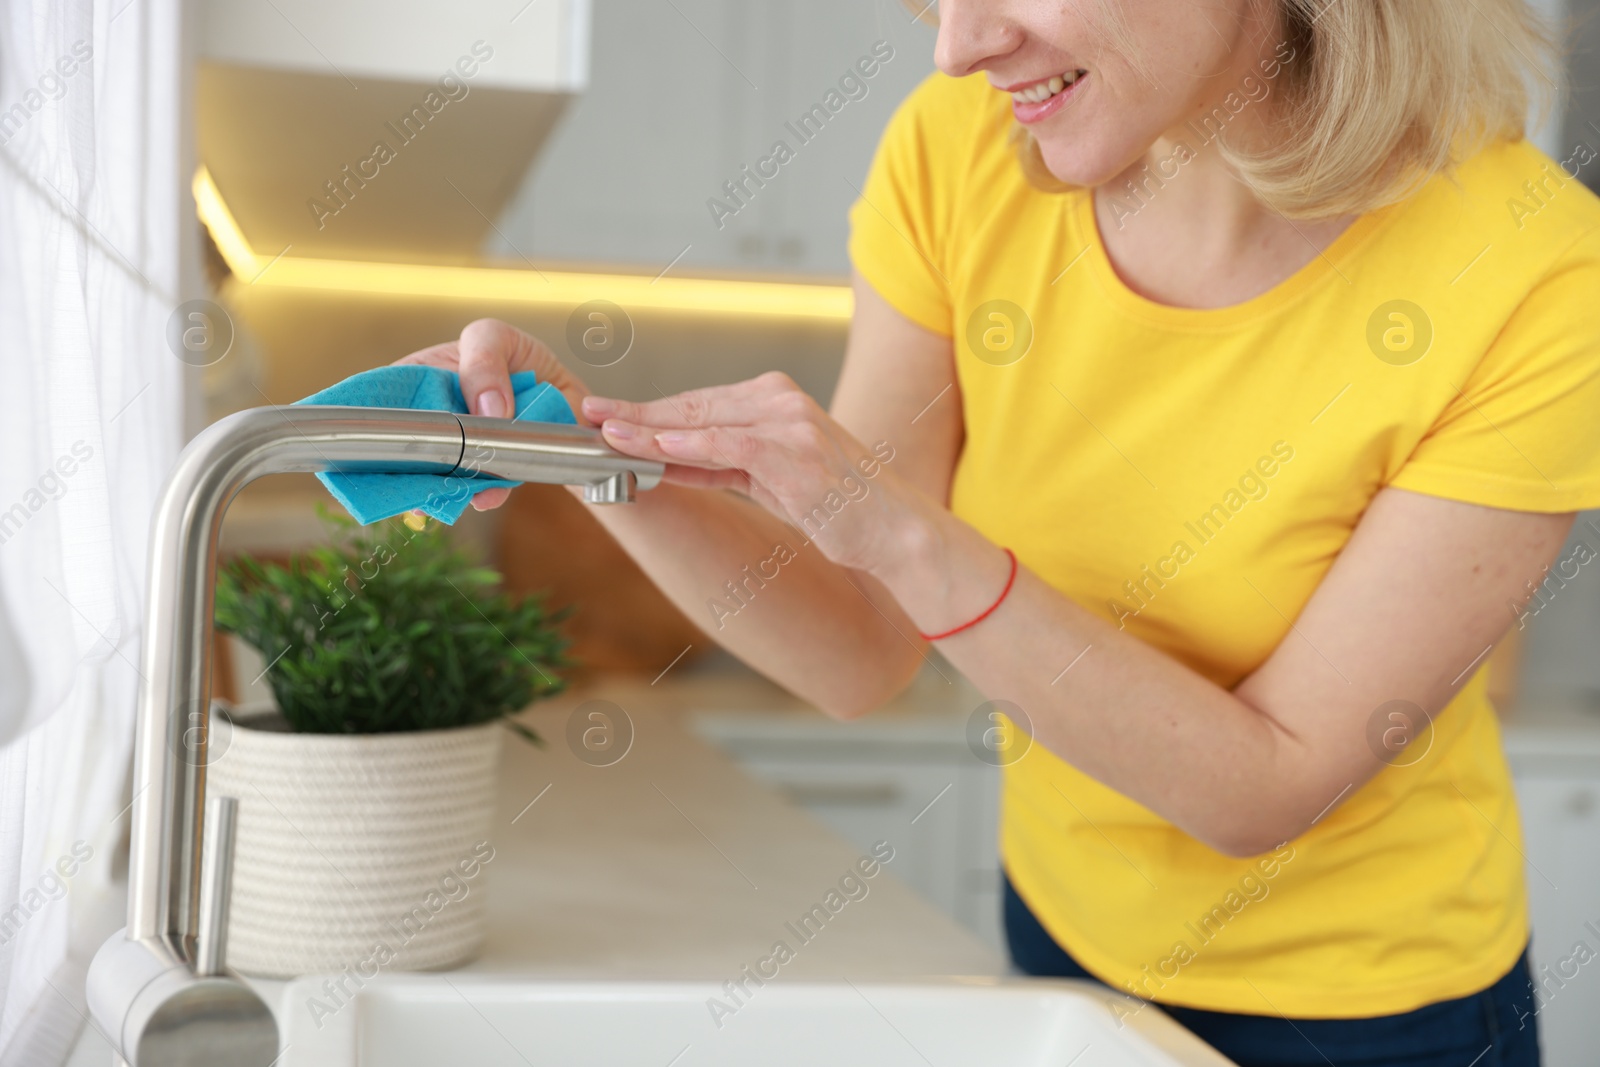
[1003,874,1541,1067]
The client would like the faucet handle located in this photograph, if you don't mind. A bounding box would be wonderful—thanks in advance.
[194,794,239,977]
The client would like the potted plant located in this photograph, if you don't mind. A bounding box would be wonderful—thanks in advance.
[209,512,567,978]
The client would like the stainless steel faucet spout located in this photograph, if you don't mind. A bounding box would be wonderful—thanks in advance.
[86,406,663,1064]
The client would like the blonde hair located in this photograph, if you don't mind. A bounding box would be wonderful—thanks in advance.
[1004,0,1560,219]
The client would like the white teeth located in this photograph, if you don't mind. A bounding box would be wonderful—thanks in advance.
[1011,72,1080,106]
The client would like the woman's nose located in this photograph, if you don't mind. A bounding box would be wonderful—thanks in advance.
[934,0,1025,79]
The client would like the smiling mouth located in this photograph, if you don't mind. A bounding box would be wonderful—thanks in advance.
[1009,70,1086,106]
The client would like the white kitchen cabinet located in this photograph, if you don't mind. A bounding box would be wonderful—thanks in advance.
[697,687,1600,1062]
[1503,697,1600,1067]
[201,0,588,89]
[727,756,1003,945]
[199,0,588,262]
[496,0,937,275]
[691,677,1006,954]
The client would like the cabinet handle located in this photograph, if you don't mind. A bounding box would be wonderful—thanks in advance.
[1564,790,1596,819]
[777,782,901,807]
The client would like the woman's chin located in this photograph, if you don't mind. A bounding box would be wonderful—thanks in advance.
[1032,141,1130,191]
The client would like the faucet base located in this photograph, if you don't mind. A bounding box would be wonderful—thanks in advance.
[88,930,278,1067]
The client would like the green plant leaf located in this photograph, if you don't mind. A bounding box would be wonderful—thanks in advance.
[214,512,566,744]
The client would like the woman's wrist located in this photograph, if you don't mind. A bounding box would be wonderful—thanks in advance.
[866,491,945,590]
[869,497,1015,640]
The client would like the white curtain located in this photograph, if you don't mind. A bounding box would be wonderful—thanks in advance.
[0,0,187,1062]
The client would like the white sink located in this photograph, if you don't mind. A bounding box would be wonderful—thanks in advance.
[276,976,1235,1066]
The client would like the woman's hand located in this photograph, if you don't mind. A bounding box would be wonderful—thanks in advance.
[396,318,589,511]
[580,371,918,576]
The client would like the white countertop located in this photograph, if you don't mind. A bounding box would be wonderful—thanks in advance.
[68,662,1600,1063]
[69,671,1001,1065]
[455,678,1002,981]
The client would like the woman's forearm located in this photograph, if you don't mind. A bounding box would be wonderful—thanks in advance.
[563,367,1546,857]
[583,481,925,712]
[870,489,1572,857]
[568,370,1312,849]
[872,494,1313,857]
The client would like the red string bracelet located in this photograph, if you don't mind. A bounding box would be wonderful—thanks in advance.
[918,548,1018,642]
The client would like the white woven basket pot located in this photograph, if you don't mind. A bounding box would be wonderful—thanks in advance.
[206,708,503,978]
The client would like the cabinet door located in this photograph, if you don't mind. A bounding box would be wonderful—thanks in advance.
[722,1,937,274]
[500,0,936,275]
[501,0,745,269]
[732,756,1004,948]
[736,757,963,912]
[1512,772,1600,1067]
[954,761,1003,945]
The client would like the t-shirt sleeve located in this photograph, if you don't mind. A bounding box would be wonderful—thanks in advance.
[847,73,972,336]
[1388,232,1600,513]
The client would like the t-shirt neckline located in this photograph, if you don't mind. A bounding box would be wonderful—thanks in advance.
[1071,190,1395,329]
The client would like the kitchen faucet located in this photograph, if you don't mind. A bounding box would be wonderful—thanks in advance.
[85,406,664,1066]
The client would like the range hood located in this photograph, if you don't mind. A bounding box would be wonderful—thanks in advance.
[197,0,588,264]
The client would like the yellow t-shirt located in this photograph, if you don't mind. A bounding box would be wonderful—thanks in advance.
[849,72,1600,1018]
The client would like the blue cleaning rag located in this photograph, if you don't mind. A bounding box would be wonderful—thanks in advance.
[294,365,576,525]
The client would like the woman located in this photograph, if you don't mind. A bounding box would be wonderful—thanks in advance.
[400,1,1600,1062]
